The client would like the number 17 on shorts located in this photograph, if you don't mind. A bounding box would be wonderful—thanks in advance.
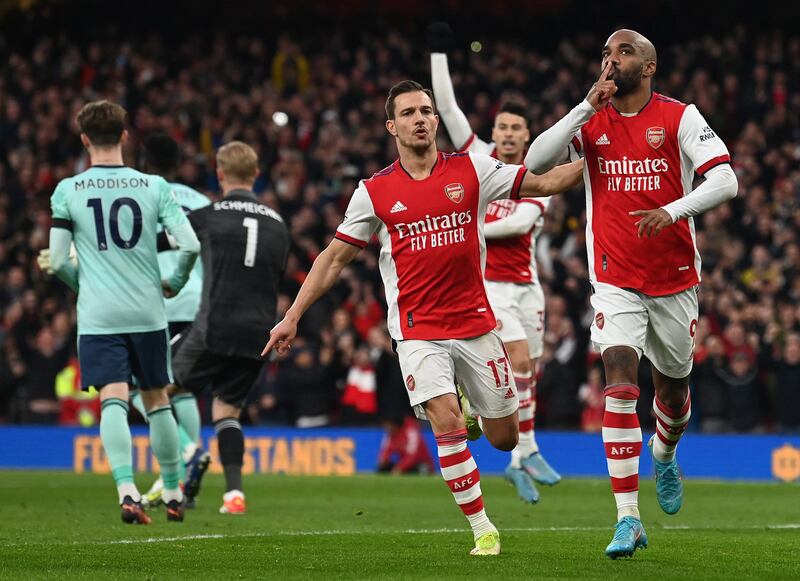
[396,332,518,421]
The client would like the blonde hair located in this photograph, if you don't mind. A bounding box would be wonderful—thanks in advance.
[216,141,259,182]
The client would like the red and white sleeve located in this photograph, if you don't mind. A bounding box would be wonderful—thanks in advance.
[661,106,737,221]
[335,182,380,249]
[678,104,731,176]
[469,152,528,203]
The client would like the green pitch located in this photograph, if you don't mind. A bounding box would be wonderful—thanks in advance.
[0,472,797,580]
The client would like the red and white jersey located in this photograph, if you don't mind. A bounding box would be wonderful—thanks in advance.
[570,92,730,296]
[335,151,527,341]
[484,197,550,283]
[462,138,548,284]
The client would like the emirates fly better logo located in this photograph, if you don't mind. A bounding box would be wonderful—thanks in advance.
[444,183,464,203]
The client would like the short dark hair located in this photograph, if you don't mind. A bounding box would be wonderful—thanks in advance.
[143,133,180,174]
[496,102,530,128]
[385,80,436,120]
[76,100,127,146]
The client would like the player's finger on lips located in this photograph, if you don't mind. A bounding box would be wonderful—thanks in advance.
[599,60,611,81]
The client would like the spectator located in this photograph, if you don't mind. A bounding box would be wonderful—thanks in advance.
[693,334,730,433]
[376,417,435,475]
[367,325,410,420]
[274,341,334,428]
[715,352,762,433]
[774,333,800,432]
[271,36,310,96]
[55,357,100,427]
[18,326,70,423]
[340,345,377,420]
[578,366,604,432]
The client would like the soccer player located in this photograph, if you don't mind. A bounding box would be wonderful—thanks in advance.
[525,30,738,558]
[48,101,200,523]
[429,22,561,504]
[263,80,583,555]
[163,141,289,515]
[131,134,212,509]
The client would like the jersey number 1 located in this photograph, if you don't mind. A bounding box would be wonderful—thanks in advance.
[87,198,143,251]
[242,217,258,267]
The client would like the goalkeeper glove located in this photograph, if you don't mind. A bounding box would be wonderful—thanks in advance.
[37,245,78,274]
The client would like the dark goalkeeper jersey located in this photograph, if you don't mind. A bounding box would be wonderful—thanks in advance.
[186,189,289,359]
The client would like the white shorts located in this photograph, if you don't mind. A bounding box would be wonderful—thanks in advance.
[396,331,519,420]
[590,282,698,378]
[485,280,545,359]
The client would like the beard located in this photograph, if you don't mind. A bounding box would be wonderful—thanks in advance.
[398,133,434,152]
[613,65,644,97]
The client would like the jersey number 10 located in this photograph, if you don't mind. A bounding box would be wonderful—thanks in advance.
[87,197,143,251]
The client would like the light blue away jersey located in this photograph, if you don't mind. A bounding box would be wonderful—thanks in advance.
[159,183,210,323]
[50,166,191,335]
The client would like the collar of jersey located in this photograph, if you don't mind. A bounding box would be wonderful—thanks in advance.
[608,91,654,119]
[91,164,125,168]
[225,188,257,200]
[395,151,444,181]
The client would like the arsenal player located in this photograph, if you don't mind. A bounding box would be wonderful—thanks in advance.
[428,21,561,505]
[264,80,582,556]
[526,29,738,558]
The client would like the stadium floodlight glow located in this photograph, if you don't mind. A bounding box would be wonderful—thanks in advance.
[470,41,482,53]
[272,111,289,126]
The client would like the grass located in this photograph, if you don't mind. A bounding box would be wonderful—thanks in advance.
[0,472,798,580]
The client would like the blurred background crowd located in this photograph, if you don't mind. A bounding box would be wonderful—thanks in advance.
[1,0,799,433]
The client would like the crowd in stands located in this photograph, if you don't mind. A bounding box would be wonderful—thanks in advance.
[1,8,799,433]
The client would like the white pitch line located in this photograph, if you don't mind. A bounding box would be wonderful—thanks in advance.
[110,534,226,544]
[4,524,800,548]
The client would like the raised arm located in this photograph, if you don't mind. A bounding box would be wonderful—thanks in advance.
[525,61,617,174]
[430,53,475,151]
[428,22,476,151]
[262,238,360,356]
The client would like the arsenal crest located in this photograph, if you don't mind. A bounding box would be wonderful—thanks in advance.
[444,183,464,203]
[646,127,666,150]
[406,374,416,392]
[595,312,605,330]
